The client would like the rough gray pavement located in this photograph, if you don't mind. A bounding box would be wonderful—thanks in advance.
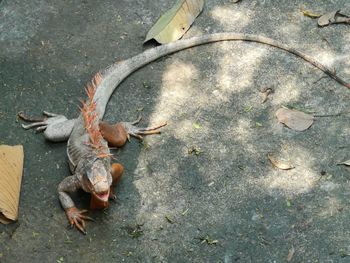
[1,0,350,262]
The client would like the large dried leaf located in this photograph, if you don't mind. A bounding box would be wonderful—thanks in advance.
[0,145,24,224]
[276,107,314,131]
[318,10,350,27]
[337,160,350,166]
[268,153,295,170]
[144,0,204,44]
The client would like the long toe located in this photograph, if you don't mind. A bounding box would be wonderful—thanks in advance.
[22,122,47,129]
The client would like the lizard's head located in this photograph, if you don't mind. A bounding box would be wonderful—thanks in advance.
[83,158,112,203]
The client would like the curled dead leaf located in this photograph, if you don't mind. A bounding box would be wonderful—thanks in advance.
[268,153,295,170]
[318,10,350,27]
[276,107,314,131]
[260,88,273,103]
[337,160,350,166]
[144,0,204,44]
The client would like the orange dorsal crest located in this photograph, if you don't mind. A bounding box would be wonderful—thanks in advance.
[80,72,109,157]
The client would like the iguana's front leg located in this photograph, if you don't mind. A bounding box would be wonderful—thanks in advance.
[99,118,167,147]
[58,175,93,234]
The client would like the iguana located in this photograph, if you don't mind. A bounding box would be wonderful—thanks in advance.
[19,33,350,234]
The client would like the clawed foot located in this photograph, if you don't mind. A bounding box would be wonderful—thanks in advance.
[121,117,167,140]
[65,207,94,234]
[18,111,67,132]
[109,187,117,201]
[109,192,117,201]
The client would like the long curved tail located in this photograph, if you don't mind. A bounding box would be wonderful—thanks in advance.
[93,32,350,118]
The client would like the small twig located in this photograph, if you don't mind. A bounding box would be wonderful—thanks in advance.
[314,112,344,117]
[260,87,273,103]
[313,75,328,85]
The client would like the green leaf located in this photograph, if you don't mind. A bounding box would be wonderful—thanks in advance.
[300,8,321,18]
[193,123,201,129]
[144,0,204,44]
[182,208,189,216]
[286,200,292,207]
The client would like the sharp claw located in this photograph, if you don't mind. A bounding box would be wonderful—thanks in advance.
[138,130,161,135]
[43,111,58,117]
[131,116,142,125]
[121,119,166,141]
[81,215,95,222]
[36,126,47,132]
[109,194,117,201]
[65,207,91,234]
[81,219,86,229]
[131,133,143,140]
[21,122,46,129]
[73,218,86,234]
[139,121,167,132]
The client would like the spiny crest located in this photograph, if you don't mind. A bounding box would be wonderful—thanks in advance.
[80,72,111,158]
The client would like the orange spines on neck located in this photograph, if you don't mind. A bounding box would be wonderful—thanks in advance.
[80,73,110,158]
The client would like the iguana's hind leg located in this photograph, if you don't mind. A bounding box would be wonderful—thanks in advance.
[18,111,75,142]
[99,117,167,147]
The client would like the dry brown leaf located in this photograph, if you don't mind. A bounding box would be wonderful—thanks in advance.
[318,10,350,27]
[260,88,273,103]
[337,160,350,166]
[0,145,24,224]
[144,0,204,44]
[276,107,314,131]
[268,153,295,170]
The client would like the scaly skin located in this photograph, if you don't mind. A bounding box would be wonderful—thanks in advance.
[19,32,350,234]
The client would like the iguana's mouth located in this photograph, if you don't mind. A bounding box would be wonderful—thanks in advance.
[92,189,110,202]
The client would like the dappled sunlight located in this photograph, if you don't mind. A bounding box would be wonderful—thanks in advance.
[258,146,320,197]
[345,67,350,75]
[167,118,210,140]
[270,77,301,105]
[230,117,253,143]
[279,23,302,41]
[259,168,318,196]
[314,50,338,66]
[344,33,350,68]
[215,46,267,93]
[210,6,250,29]
[148,59,198,124]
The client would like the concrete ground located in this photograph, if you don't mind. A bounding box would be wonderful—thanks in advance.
[1,0,350,262]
